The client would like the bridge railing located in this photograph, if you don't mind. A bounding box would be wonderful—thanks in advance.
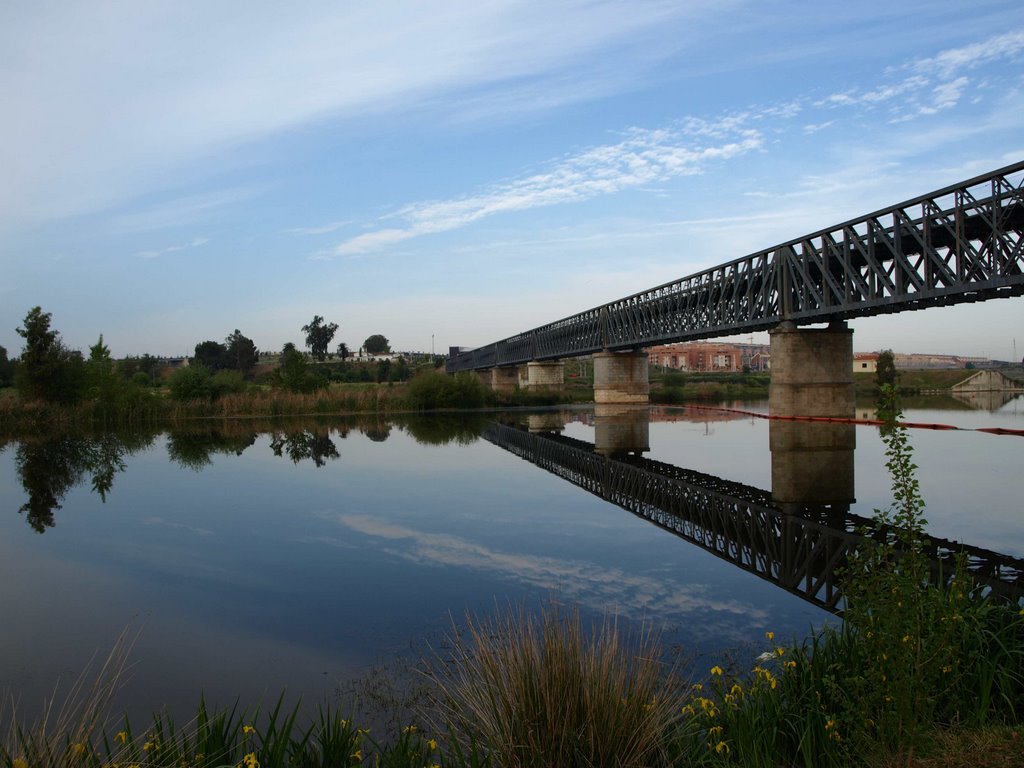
[448,161,1024,373]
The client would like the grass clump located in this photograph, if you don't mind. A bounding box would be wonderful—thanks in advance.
[425,604,687,768]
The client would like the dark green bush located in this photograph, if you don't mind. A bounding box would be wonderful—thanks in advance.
[405,371,488,410]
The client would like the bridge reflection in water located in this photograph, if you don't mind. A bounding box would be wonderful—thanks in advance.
[483,409,1023,613]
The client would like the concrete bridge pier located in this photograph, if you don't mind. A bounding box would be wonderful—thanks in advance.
[593,350,649,404]
[769,321,854,419]
[526,360,565,390]
[486,366,520,392]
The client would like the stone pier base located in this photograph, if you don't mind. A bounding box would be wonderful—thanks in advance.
[593,351,649,404]
[769,322,854,418]
[488,366,520,392]
[526,360,565,389]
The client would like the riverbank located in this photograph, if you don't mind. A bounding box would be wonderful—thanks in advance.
[2,365,1005,431]
[0,372,596,431]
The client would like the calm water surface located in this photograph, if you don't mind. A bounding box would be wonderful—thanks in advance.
[1,398,1021,722]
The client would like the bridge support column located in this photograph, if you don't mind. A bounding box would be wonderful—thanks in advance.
[486,366,520,392]
[526,360,564,390]
[593,351,649,404]
[769,322,854,419]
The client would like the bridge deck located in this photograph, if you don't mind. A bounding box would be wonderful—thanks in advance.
[450,161,1024,372]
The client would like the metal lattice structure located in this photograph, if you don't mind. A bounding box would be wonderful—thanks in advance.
[483,422,1024,612]
[450,161,1024,372]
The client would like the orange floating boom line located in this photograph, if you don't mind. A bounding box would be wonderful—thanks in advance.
[676,404,1023,436]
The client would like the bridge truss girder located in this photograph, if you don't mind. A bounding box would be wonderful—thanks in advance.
[450,161,1024,373]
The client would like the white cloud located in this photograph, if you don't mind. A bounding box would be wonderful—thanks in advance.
[931,76,969,111]
[112,187,262,233]
[287,221,351,235]
[802,120,834,134]
[906,29,1024,77]
[136,236,209,260]
[333,123,764,255]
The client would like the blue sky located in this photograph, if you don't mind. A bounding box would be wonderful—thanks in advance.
[1,1,1023,360]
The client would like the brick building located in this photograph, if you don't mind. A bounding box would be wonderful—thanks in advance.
[646,341,770,372]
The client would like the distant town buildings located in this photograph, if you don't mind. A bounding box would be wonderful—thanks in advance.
[644,342,998,373]
[893,352,991,369]
[645,342,771,372]
[853,352,878,373]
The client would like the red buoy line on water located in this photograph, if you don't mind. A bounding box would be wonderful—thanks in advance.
[678,404,1024,437]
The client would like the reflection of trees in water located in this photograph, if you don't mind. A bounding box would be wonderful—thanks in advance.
[269,430,339,467]
[7,413,492,533]
[395,413,488,446]
[165,429,258,471]
[361,420,392,442]
[14,432,155,533]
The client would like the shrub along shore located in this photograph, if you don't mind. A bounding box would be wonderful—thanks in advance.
[0,370,596,431]
[2,388,1021,767]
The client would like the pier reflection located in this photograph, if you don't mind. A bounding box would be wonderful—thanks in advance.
[951,390,1023,411]
[485,409,1023,612]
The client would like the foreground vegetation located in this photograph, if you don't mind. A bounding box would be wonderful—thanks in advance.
[3,389,1021,767]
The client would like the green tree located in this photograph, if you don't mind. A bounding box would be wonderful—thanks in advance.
[14,306,86,404]
[363,334,390,355]
[225,329,259,375]
[875,349,897,389]
[0,345,15,388]
[193,340,229,371]
[85,334,119,407]
[337,342,350,361]
[274,343,328,393]
[302,315,338,361]
[391,356,409,382]
[118,353,162,385]
[168,365,214,401]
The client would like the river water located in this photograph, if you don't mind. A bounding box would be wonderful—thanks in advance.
[1,396,1021,724]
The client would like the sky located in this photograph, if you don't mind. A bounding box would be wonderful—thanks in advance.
[1,0,1023,360]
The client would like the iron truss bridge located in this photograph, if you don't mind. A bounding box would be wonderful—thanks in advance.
[482,422,1024,612]
[450,161,1024,372]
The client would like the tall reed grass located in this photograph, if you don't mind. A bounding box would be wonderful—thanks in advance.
[425,604,688,768]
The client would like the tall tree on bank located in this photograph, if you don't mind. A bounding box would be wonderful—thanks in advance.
[0,345,15,388]
[225,329,259,376]
[193,340,229,371]
[303,315,338,361]
[274,342,327,393]
[876,349,897,389]
[363,334,390,355]
[14,306,86,404]
[86,334,119,406]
